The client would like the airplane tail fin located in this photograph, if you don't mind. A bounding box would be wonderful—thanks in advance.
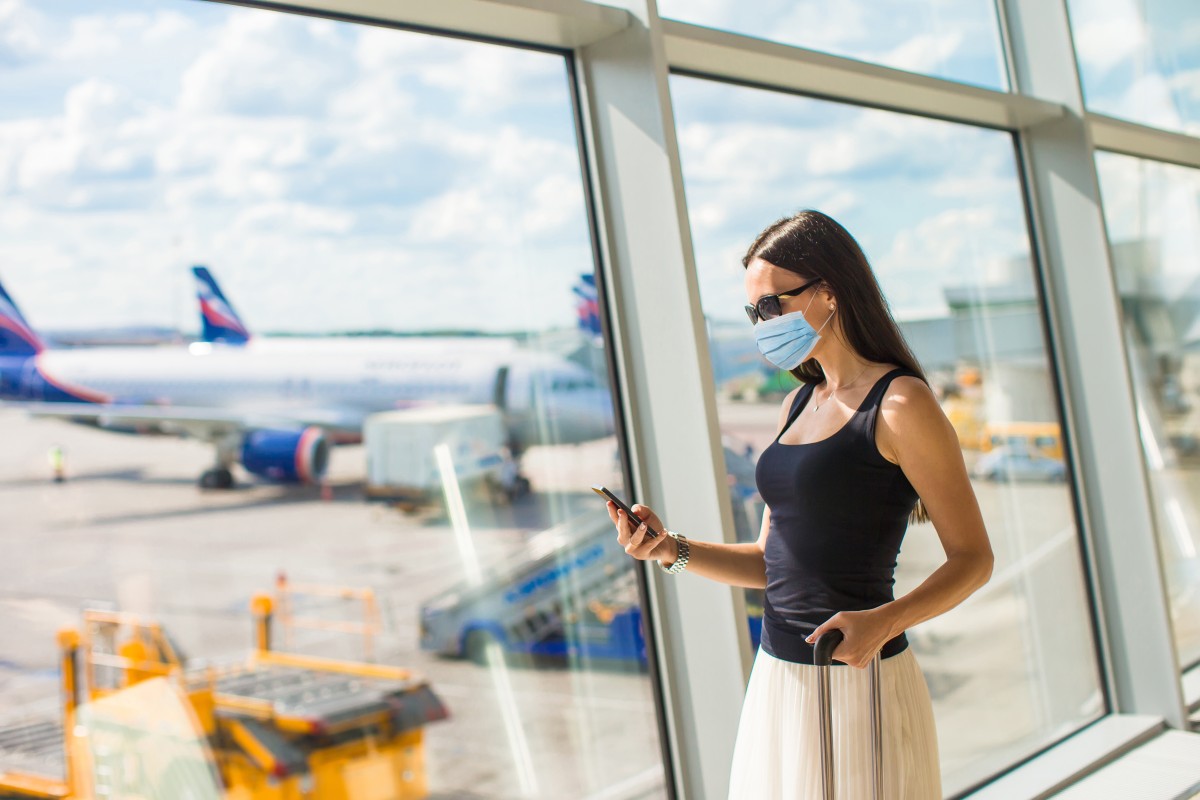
[573,274,602,340]
[193,266,250,345]
[0,277,44,356]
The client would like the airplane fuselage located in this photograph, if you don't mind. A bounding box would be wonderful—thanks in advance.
[2,340,615,449]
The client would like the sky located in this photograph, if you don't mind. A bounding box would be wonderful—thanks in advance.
[1066,0,1200,135]
[656,0,1200,137]
[1096,152,1200,304]
[0,0,1195,335]
[0,0,594,335]
[669,75,1034,323]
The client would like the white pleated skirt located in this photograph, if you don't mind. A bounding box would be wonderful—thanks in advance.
[727,645,942,800]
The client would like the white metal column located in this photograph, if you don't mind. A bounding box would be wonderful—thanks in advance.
[574,1,753,796]
[999,0,1187,727]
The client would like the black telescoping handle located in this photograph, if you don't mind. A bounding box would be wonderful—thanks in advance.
[813,629,844,666]
[812,627,884,800]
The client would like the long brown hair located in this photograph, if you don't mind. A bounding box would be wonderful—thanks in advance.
[744,209,931,525]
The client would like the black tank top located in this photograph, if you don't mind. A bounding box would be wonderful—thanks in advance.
[755,366,921,665]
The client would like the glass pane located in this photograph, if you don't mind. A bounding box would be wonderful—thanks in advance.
[1095,151,1200,668]
[1067,0,1200,135]
[656,0,1009,91]
[0,2,664,798]
[671,74,1105,793]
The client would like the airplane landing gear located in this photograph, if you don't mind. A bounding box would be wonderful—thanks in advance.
[199,467,235,489]
[200,436,240,490]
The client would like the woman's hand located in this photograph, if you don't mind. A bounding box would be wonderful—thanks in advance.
[606,501,678,565]
[806,607,899,669]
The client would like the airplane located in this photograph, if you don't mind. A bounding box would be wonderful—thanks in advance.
[192,265,522,357]
[0,276,614,490]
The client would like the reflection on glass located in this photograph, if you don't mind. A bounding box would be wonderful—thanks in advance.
[1096,152,1200,668]
[656,0,1009,91]
[670,74,1105,793]
[0,2,659,798]
[1066,0,1200,134]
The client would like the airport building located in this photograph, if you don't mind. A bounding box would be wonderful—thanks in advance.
[0,0,1197,798]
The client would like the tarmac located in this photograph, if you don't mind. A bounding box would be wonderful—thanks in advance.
[2,402,1196,797]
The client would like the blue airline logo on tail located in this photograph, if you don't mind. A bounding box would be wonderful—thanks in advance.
[574,274,601,339]
[0,279,43,356]
[194,266,250,345]
[0,277,109,403]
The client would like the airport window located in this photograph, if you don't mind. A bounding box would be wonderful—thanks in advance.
[1094,151,1200,670]
[655,0,1009,91]
[0,2,660,798]
[1066,0,1200,135]
[669,74,1106,794]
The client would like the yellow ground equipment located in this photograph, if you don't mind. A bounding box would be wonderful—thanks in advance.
[978,421,1063,460]
[0,593,448,800]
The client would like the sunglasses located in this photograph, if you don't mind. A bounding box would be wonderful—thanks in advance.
[745,278,822,324]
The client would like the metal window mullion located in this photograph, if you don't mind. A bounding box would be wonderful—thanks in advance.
[660,19,1064,132]
[998,0,1186,728]
[213,0,630,50]
[1004,123,1122,728]
[573,2,754,798]
[1088,114,1200,171]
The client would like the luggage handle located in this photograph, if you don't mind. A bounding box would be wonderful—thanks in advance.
[813,630,883,800]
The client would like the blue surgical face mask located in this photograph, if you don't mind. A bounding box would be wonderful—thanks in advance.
[753,293,834,370]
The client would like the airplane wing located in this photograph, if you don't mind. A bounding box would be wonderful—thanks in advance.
[13,402,363,442]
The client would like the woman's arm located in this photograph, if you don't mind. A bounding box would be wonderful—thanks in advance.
[611,504,768,588]
[610,386,803,590]
[808,376,994,668]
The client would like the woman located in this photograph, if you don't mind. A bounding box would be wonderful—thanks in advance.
[606,210,993,799]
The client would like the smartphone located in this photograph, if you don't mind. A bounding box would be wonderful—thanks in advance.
[591,485,660,538]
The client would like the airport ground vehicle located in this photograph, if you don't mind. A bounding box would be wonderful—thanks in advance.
[420,510,763,666]
[0,593,448,800]
[363,405,513,507]
[972,443,1067,482]
[978,421,1063,460]
[419,515,642,663]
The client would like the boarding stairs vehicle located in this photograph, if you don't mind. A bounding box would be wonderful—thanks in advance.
[420,514,646,664]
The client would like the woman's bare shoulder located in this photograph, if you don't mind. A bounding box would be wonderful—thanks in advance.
[876,375,947,463]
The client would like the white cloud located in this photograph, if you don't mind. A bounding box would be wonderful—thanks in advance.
[1114,71,1186,133]
[1070,0,1149,77]
[57,13,141,59]
[880,30,964,76]
[0,0,45,64]
[179,11,355,117]
[671,76,1033,322]
[877,206,1028,316]
[419,45,556,114]
[64,78,143,132]
[234,202,355,236]
[1096,152,1200,292]
[0,1,594,333]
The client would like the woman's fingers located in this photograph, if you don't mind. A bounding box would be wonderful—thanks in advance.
[607,499,671,561]
[611,505,669,562]
[630,504,661,532]
[806,613,873,668]
[625,520,652,553]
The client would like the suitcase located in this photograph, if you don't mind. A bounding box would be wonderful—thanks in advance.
[813,630,883,800]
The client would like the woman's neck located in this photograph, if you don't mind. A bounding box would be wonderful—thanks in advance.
[815,350,876,390]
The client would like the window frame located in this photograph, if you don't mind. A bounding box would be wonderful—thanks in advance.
[162,1,1200,796]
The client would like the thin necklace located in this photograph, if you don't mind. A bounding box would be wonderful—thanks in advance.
[812,362,871,412]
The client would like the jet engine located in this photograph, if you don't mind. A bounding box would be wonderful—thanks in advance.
[240,426,330,484]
